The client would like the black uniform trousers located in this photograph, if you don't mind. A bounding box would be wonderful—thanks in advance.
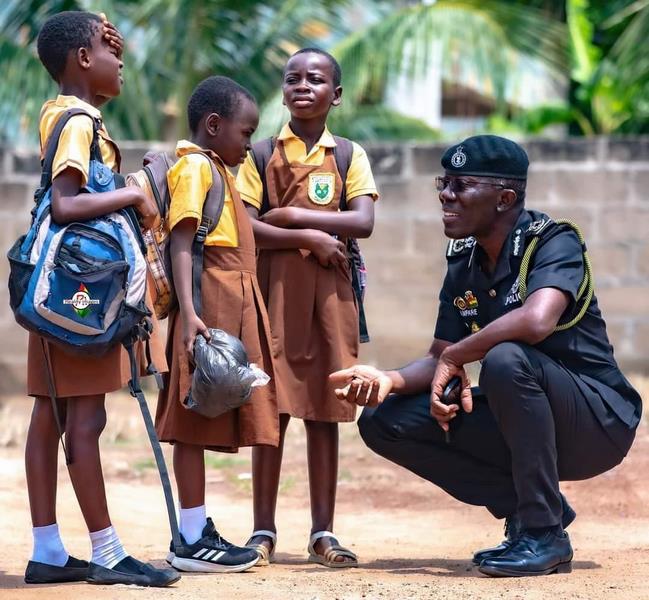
[359,342,634,529]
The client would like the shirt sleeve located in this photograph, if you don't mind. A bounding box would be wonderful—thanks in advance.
[346,142,379,202]
[433,271,466,343]
[525,228,585,305]
[167,154,213,232]
[235,151,263,209]
[51,114,95,187]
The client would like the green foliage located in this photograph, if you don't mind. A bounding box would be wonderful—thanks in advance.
[3,0,648,142]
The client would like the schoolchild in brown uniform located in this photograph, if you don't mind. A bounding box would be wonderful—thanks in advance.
[24,11,176,587]
[154,76,279,573]
[236,48,378,567]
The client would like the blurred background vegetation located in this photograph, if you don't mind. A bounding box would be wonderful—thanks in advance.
[1,0,648,144]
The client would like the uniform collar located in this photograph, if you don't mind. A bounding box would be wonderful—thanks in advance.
[175,139,225,167]
[471,210,533,285]
[277,123,337,148]
[53,95,102,120]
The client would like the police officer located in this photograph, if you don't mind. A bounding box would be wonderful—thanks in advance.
[330,135,642,577]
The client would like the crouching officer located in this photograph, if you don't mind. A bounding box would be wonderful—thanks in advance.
[330,135,642,577]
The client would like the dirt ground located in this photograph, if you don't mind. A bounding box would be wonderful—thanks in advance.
[1,376,649,600]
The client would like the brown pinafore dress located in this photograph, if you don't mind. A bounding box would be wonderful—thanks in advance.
[155,163,279,452]
[26,134,167,399]
[257,142,359,423]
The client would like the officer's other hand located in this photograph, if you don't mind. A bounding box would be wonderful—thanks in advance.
[329,365,393,407]
[430,352,472,432]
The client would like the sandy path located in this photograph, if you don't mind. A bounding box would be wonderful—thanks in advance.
[1,388,648,600]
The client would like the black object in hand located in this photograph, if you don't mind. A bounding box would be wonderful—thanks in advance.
[441,376,462,444]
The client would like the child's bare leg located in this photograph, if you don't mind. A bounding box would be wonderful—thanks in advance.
[249,414,291,550]
[173,442,206,507]
[305,420,352,563]
[173,442,207,543]
[65,394,111,532]
[26,396,67,527]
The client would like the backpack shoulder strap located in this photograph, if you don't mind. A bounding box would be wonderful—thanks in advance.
[249,137,276,215]
[518,218,593,332]
[40,108,98,192]
[141,152,177,216]
[191,154,226,317]
[332,135,354,210]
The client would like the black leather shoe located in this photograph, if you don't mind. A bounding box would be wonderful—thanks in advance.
[25,556,89,583]
[478,529,573,577]
[86,556,180,587]
[472,495,576,565]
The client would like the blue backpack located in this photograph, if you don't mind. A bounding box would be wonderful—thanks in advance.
[6,108,183,552]
[7,108,151,356]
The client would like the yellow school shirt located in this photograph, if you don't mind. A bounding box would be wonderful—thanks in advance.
[167,140,238,247]
[39,95,118,187]
[236,123,379,210]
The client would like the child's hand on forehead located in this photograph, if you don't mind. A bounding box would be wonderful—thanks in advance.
[100,12,124,59]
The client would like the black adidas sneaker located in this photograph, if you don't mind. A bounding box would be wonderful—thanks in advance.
[167,518,259,573]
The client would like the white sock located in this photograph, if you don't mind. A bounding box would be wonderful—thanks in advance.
[179,505,206,545]
[31,523,69,567]
[89,525,128,569]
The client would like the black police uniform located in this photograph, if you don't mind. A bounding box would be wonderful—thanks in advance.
[359,208,642,529]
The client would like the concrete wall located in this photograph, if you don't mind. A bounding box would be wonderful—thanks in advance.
[1,137,648,392]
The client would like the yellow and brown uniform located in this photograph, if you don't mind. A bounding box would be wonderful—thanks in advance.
[236,124,378,422]
[27,95,166,398]
[154,140,279,451]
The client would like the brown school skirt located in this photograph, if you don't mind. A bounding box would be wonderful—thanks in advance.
[257,249,360,423]
[154,266,279,453]
[27,284,167,398]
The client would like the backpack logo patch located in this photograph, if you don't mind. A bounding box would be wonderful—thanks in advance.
[63,283,99,318]
[308,172,335,205]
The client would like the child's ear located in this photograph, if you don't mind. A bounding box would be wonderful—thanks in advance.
[331,85,343,107]
[77,47,92,71]
[205,113,221,136]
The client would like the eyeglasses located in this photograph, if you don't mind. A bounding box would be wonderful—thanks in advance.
[435,176,506,194]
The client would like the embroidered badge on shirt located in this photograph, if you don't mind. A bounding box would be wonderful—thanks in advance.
[454,290,479,317]
[308,172,335,205]
[470,321,481,334]
[505,276,522,306]
[447,236,476,257]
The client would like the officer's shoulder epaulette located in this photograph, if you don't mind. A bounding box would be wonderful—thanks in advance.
[446,236,476,259]
[524,216,554,238]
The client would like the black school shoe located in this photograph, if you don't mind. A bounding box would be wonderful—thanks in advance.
[86,556,180,587]
[167,517,259,573]
[478,529,573,577]
[24,556,89,584]
[472,495,576,565]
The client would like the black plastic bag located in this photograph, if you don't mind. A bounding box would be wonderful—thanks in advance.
[184,328,269,419]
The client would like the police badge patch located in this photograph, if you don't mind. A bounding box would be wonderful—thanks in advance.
[308,172,335,205]
[451,145,467,168]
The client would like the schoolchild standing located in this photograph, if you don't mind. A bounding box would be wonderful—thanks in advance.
[236,48,378,567]
[154,76,280,573]
[24,11,176,587]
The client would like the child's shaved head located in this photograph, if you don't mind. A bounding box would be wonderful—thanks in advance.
[37,11,102,82]
[290,48,341,87]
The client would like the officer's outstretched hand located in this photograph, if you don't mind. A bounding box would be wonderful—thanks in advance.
[430,352,472,433]
[329,365,393,407]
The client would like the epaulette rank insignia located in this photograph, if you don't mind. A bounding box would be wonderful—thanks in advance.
[446,236,476,258]
[526,218,553,236]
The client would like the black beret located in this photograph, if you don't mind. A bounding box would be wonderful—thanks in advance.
[441,134,529,180]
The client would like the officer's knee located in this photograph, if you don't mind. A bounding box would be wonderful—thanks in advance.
[358,405,398,458]
[479,342,530,394]
[357,407,381,450]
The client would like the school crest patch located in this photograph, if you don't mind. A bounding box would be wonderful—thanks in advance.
[308,172,335,205]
